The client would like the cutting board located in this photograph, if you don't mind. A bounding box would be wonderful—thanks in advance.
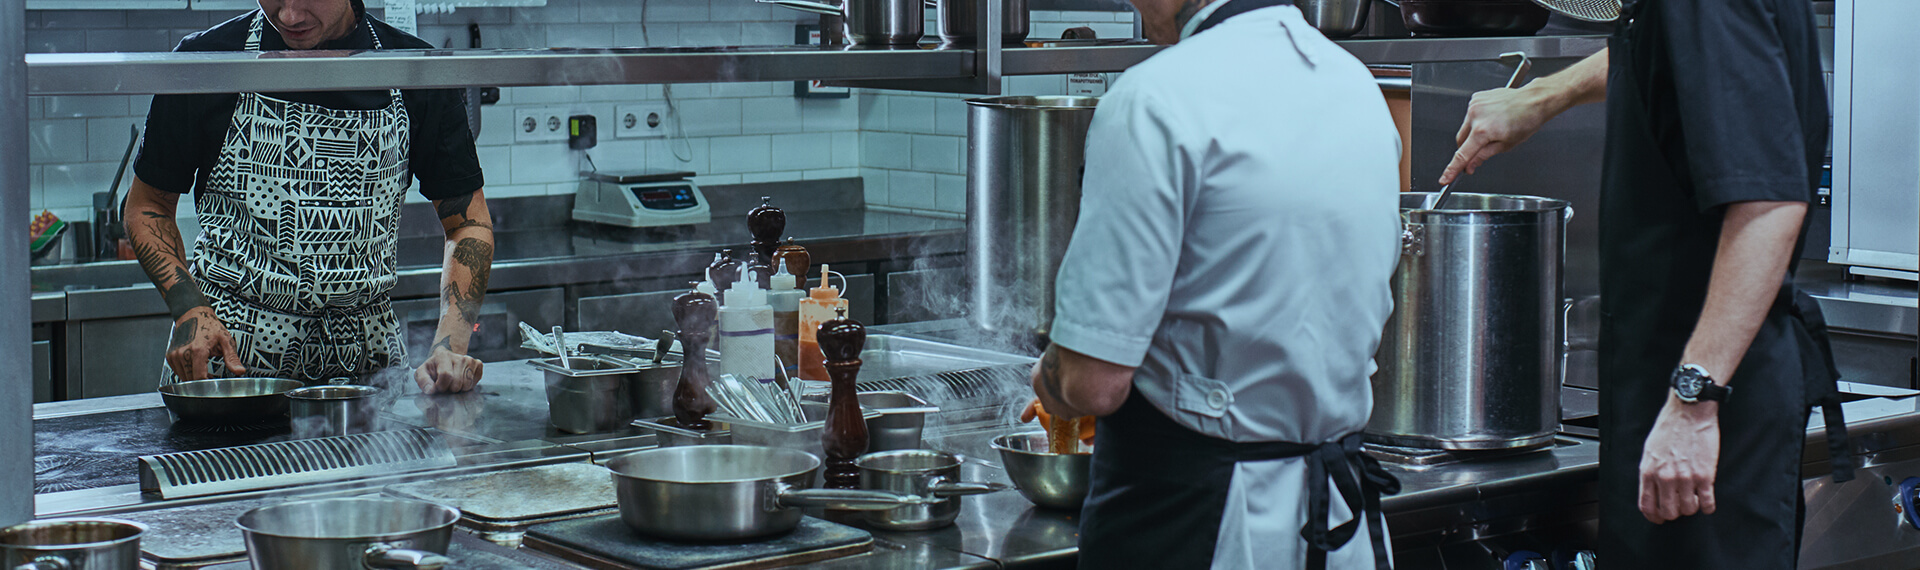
[385,462,618,530]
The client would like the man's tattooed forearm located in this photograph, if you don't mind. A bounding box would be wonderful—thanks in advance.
[170,317,200,350]
[451,218,493,232]
[431,335,453,353]
[131,215,205,318]
[435,193,476,221]
[1038,348,1067,409]
[162,266,209,320]
[139,211,172,219]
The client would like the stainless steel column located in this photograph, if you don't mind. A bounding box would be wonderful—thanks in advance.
[0,0,33,525]
[964,96,1098,343]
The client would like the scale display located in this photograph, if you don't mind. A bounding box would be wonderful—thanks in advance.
[635,185,700,211]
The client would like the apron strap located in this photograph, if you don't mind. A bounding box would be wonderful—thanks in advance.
[1781,286,1855,483]
[1296,433,1399,570]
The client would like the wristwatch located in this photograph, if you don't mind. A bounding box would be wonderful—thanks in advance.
[1670,363,1730,404]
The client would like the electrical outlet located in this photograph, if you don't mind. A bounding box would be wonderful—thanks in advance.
[615,104,672,139]
[514,107,569,142]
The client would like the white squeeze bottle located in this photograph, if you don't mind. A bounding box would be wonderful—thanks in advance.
[768,262,804,379]
[717,262,775,396]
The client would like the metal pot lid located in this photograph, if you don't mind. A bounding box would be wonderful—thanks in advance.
[1529,0,1620,22]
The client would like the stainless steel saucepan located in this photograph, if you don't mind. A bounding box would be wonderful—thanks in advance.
[236,498,456,570]
[0,519,145,570]
[286,381,384,438]
[761,0,924,45]
[605,445,928,541]
[856,449,1007,530]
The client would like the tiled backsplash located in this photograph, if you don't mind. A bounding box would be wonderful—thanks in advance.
[25,1,1134,224]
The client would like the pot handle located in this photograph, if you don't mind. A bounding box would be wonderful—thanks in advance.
[13,557,70,570]
[776,487,928,511]
[363,544,453,570]
[757,0,844,16]
[929,479,1009,497]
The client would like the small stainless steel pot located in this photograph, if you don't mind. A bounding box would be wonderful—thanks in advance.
[991,431,1091,510]
[605,445,921,541]
[0,519,145,570]
[531,357,642,434]
[764,0,925,45]
[236,498,456,570]
[861,392,938,452]
[158,378,303,425]
[856,449,1007,531]
[936,0,1030,44]
[286,383,383,438]
[1297,0,1372,38]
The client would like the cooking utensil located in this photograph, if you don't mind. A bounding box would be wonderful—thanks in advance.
[604,445,925,541]
[286,383,384,438]
[1297,0,1372,38]
[1372,192,1569,450]
[0,518,145,570]
[1399,0,1549,37]
[158,378,303,425]
[992,431,1092,510]
[761,0,924,45]
[553,326,571,370]
[94,125,139,261]
[531,356,644,434]
[1426,51,1531,211]
[966,96,1101,342]
[936,0,1030,44]
[714,401,882,460]
[855,449,1007,530]
[236,498,457,570]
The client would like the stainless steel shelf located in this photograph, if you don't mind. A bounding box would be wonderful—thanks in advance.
[25,36,1607,95]
[27,46,974,95]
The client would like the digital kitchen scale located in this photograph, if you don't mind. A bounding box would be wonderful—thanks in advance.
[572,169,710,228]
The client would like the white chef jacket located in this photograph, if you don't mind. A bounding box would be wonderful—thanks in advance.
[1047,5,1403,568]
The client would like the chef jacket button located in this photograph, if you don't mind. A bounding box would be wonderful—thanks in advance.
[1207,389,1230,410]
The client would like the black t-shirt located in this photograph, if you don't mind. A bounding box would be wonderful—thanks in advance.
[133,8,483,200]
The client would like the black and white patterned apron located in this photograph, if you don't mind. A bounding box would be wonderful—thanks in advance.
[162,11,410,384]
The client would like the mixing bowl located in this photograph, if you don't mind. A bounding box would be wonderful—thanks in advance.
[991,431,1091,510]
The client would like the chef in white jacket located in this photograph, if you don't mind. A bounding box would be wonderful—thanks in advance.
[1028,0,1403,568]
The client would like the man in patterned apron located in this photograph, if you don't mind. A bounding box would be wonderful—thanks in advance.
[1439,0,1852,566]
[125,0,492,394]
[1032,0,1402,567]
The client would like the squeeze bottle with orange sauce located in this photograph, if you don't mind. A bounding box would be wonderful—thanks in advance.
[796,264,847,382]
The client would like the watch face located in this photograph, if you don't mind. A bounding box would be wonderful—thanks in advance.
[1674,368,1704,400]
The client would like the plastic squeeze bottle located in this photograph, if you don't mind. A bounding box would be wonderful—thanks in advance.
[768,262,804,379]
[717,264,776,397]
[797,264,848,382]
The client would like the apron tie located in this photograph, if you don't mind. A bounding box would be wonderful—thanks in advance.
[1286,434,1399,570]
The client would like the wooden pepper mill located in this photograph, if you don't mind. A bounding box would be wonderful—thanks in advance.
[774,238,810,280]
[671,284,719,429]
[817,307,868,489]
[747,196,786,264]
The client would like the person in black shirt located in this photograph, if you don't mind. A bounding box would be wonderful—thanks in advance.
[1438,0,1849,567]
[125,0,493,395]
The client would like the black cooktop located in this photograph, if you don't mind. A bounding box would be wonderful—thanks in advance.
[33,408,292,494]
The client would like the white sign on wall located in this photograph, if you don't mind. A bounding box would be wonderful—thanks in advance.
[1067,73,1108,97]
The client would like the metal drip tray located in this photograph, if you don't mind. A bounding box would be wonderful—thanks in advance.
[1365,437,1576,469]
[855,363,1034,435]
[138,428,456,499]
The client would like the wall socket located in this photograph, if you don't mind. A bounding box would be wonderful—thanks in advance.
[515,107,569,142]
[615,104,672,139]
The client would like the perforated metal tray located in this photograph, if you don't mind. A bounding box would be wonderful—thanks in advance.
[137,428,456,499]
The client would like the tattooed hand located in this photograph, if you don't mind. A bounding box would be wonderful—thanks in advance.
[415,336,484,394]
[166,306,247,381]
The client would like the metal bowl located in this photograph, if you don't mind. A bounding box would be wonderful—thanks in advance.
[157,378,304,425]
[991,431,1091,510]
[286,385,384,438]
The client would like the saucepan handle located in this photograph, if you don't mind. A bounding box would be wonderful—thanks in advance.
[929,479,1009,497]
[758,0,844,16]
[363,544,453,570]
[776,487,927,511]
[13,556,70,570]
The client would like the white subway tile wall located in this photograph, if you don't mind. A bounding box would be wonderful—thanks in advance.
[24,1,1134,220]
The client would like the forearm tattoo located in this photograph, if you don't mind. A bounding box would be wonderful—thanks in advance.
[131,210,208,320]
[169,316,200,350]
[445,237,493,324]
[434,192,476,222]
[1038,347,1068,409]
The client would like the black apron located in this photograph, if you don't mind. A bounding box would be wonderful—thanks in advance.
[1597,1,1851,567]
[1078,390,1398,570]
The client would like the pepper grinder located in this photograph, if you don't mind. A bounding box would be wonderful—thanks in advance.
[774,238,811,282]
[710,249,743,288]
[671,284,719,429]
[816,307,868,489]
[748,196,786,264]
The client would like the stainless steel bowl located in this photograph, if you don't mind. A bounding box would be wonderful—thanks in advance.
[1298,0,1373,38]
[236,498,456,570]
[991,431,1091,510]
[856,449,1006,530]
[286,384,384,438]
[768,0,925,45]
[937,0,1030,44]
[0,518,145,570]
[158,378,304,425]
[605,445,917,541]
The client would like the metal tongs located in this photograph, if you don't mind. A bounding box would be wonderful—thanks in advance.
[1424,51,1532,211]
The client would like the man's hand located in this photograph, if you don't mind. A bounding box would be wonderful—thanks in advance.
[415,341,483,394]
[166,306,246,381]
[1021,399,1096,444]
[1638,396,1721,524]
[1440,86,1558,185]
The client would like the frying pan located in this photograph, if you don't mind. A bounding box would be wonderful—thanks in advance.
[158,378,304,425]
[605,445,927,541]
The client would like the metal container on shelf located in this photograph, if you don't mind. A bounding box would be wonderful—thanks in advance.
[1298,0,1373,38]
[1367,192,1568,450]
[965,96,1100,341]
[768,0,926,45]
[937,0,1031,44]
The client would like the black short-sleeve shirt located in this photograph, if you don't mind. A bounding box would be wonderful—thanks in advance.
[133,8,484,201]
